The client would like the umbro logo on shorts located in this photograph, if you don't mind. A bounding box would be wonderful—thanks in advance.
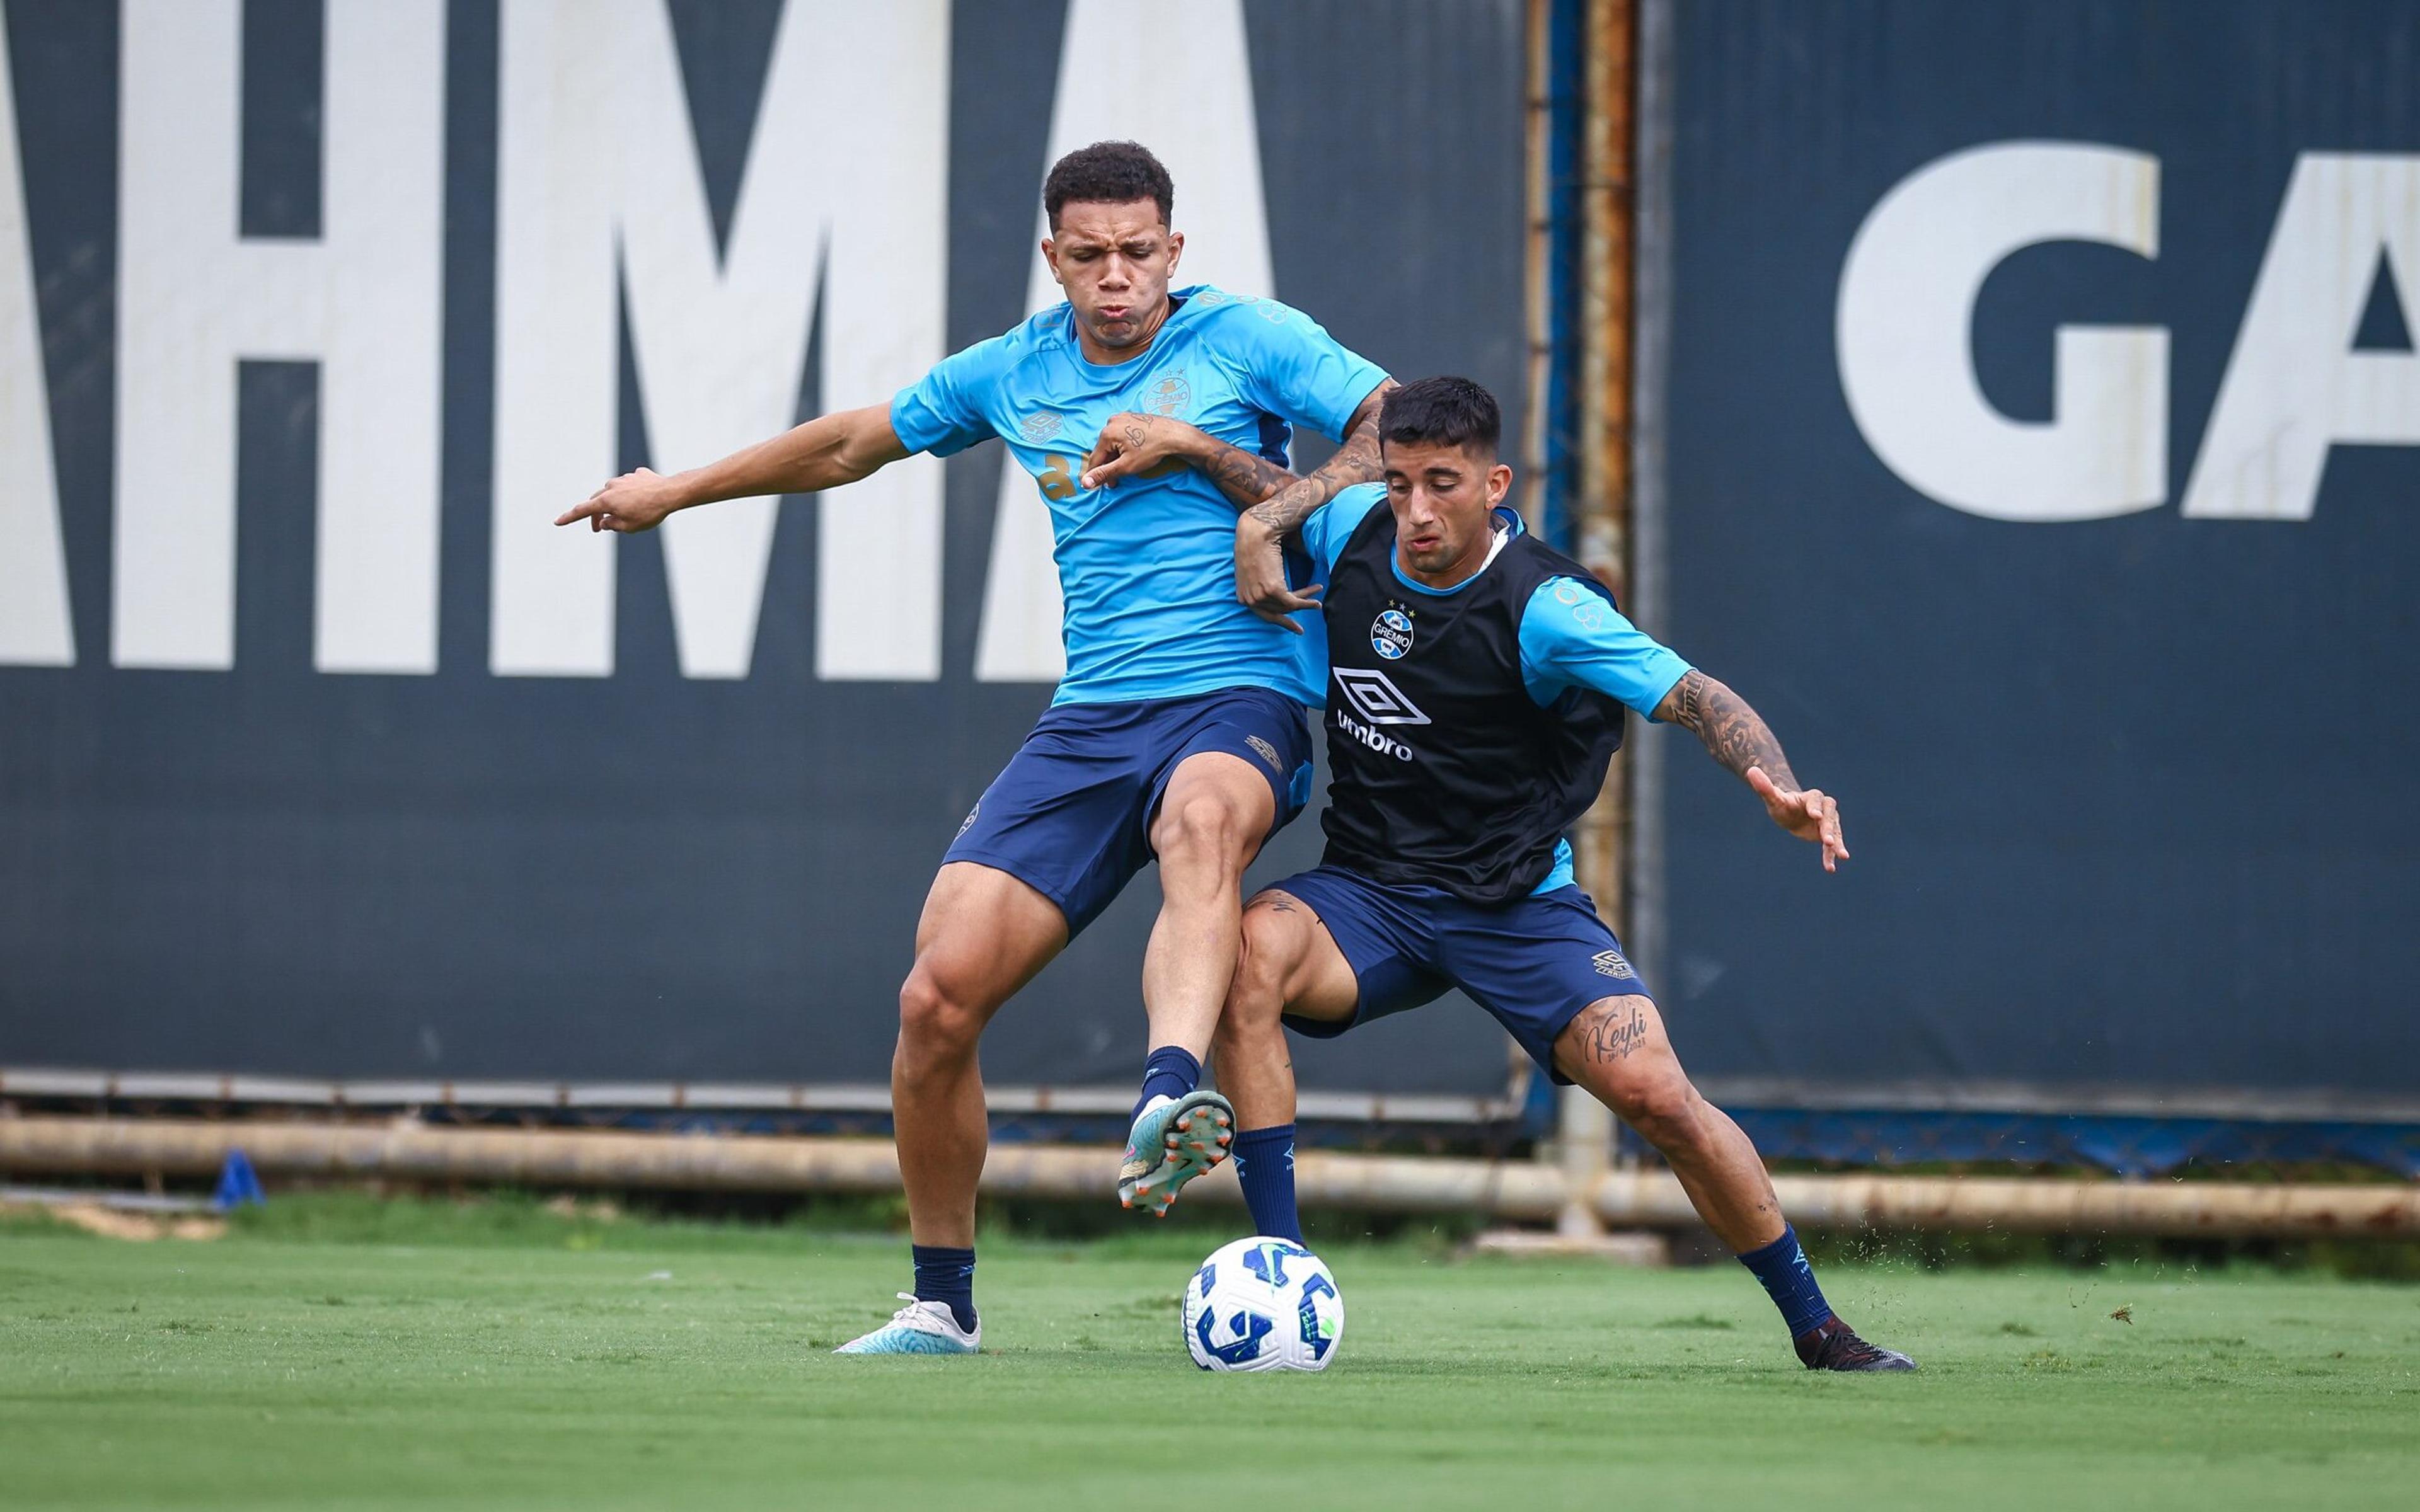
[1592,949,1636,980]
[1332,667,1431,727]
[1245,735,1284,772]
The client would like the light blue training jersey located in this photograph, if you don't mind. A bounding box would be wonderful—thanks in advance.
[1301,483,1693,894]
[890,287,1388,707]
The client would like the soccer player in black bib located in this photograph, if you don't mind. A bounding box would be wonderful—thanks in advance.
[1093,375,1913,1371]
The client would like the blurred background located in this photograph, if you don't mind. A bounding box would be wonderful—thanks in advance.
[2,0,2414,1230]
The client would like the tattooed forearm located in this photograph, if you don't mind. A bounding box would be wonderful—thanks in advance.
[1243,380,1393,538]
[1662,670,1799,789]
[1195,438,1303,510]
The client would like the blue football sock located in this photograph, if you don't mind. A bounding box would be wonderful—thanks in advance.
[1132,1045,1202,1121]
[1736,1223,1834,1339]
[909,1244,976,1332]
[1230,1125,1302,1243]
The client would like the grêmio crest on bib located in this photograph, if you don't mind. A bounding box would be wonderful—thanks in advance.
[1370,608,1414,660]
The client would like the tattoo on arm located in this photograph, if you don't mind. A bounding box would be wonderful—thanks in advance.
[1243,381,1392,539]
[1194,436,1303,510]
[1665,670,1799,789]
[1581,1000,1650,1063]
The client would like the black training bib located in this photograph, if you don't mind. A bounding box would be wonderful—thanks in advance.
[1317,503,1625,903]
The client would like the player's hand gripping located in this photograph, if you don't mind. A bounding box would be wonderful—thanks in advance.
[1080,411,1193,490]
[1746,767,1849,873]
[555,467,684,534]
[1234,515,1323,634]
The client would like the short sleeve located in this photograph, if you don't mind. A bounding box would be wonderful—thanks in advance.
[890,337,1008,457]
[1220,299,1388,440]
[1298,484,1386,577]
[1518,577,1693,718]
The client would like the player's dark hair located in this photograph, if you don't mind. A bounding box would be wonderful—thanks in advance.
[1380,376,1501,458]
[1044,140,1175,230]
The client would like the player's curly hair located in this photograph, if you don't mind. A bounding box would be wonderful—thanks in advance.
[1380,376,1501,456]
[1044,140,1175,230]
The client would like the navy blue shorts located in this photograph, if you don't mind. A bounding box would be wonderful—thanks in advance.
[945,686,1316,936]
[1264,864,1652,1084]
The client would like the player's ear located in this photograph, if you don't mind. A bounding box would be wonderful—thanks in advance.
[1042,236,1061,283]
[1165,229,1184,273]
[1487,462,1514,506]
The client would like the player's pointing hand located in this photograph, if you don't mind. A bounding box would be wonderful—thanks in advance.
[555,467,683,534]
[1746,766,1849,873]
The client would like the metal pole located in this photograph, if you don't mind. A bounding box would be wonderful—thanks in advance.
[1556,0,1638,1230]
[6,1118,2416,1239]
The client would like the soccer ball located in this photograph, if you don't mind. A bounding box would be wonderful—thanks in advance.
[1182,1235,1344,1372]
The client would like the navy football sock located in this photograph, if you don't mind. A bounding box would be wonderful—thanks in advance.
[1132,1045,1202,1121]
[1231,1124,1303,1243]
[909,1244,977,1332]
[1736,1223,1835,1340]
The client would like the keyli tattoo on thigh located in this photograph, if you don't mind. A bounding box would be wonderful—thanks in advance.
[1582,1000,1649,1063]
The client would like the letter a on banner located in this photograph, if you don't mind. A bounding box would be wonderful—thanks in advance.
[0,11,74,667]
[2183,153,2420,521]
[974,0,1276,683]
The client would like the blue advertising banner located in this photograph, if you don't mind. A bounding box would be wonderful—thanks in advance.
[0,0,1528,1091]
[1654,0,2419,1096]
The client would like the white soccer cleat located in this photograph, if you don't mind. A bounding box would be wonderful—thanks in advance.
[832,1294,981,1355]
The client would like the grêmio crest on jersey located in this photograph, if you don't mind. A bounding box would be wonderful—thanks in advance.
[1371,608,1415,660]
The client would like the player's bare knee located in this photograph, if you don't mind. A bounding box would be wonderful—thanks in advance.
[1153,792,1249,877]
[896,967,984,1066]
[1225,902,1295,1027]
[1610,1070,1705,1152]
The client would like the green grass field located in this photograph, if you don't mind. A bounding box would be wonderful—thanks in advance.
[3,1198,2415,1510]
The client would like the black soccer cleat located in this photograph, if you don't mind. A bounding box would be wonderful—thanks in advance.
[1795,1316,1918,1372]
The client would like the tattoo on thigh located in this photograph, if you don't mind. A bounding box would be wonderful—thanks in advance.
[1582,1001,1649,1063]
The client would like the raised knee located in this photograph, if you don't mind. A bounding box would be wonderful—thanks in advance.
[897,970,984,1062]
[1155,793,1248,869]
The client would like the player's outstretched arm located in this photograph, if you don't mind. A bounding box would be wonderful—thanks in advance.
[553,403,911,534]
[1080,412,1300,507]
[1235,379,1397,633]
[1654,669,1850,872]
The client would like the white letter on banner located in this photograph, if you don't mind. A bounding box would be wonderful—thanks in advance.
[2183,154,2420,521]
[0,9,72,667]
[490,0,948,680]
[974,0,1276,683]
[115,0,446,672]
[1837,142,2167,524]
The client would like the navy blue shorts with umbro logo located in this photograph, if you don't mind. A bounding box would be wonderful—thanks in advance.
[943,685,1315,936]
[1264,863,1652,1085]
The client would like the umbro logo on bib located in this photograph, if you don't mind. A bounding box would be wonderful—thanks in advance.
[1333,668,1430,726]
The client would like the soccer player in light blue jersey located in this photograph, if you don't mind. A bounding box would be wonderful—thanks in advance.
[557,142,1391,1354]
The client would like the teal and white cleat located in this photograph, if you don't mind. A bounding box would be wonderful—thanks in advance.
[833,1295,981,1355]
[1117,1089,1235,1217]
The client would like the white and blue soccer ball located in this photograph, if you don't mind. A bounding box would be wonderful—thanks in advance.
[1182,1236,1344,1372]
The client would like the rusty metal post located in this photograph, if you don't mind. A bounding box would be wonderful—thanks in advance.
[1520,0,1555,539]
[1550,0,1637,1233]
[1572,0,1634,932]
